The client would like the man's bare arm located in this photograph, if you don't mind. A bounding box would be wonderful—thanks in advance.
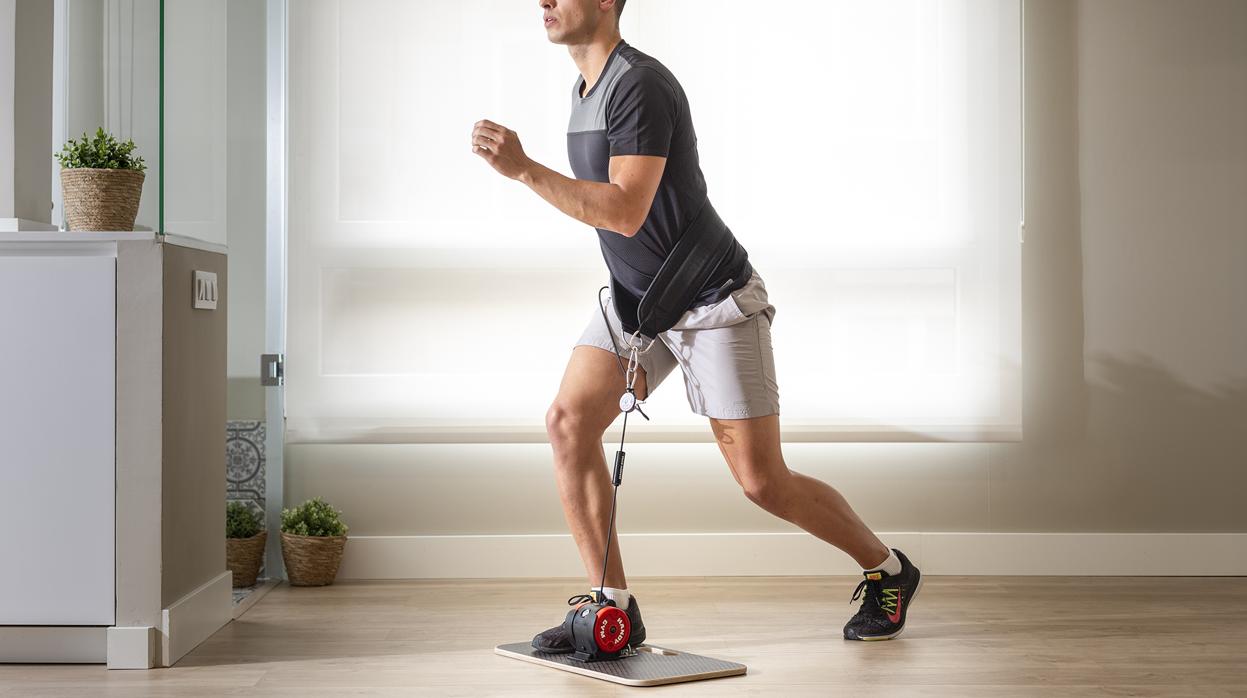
[472,119,665,237]
[517,156,665,237]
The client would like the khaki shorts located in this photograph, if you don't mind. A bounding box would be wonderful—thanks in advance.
[575,268,780,419]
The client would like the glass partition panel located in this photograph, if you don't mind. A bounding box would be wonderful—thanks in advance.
[57,0,233,243]
[58,0,161,232]
[160,0,228,245]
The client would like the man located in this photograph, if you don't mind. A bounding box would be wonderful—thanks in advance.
[470,0,921,646]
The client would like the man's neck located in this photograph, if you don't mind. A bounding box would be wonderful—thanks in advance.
[570,32,623,97]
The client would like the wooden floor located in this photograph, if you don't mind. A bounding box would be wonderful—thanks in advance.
[2,576,1246,696]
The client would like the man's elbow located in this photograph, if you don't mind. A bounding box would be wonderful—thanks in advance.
[617,208,649,238]
[606,186,651,237]
[606,216,642,238]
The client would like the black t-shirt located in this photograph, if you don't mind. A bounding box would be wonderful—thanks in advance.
[566,39,751,333]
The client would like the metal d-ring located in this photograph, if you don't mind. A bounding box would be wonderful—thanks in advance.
[623,329,658,355]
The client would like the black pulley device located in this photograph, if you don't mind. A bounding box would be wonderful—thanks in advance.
[563,593,631,662]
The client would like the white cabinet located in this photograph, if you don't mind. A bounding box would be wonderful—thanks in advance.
[0,232,232,667]
[0,252,115,625]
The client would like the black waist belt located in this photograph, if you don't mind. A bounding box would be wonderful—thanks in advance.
[615,200,738,339]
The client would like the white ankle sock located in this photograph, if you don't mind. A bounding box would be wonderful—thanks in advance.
[591,585,631,610]
[866,549,902,577]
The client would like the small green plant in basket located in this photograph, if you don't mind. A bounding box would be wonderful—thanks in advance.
[55,126,147,231]
[55,127,147,172]
[225,501,267,587]
[226,500,262,539]
[281,497,349,537]
[280,497,349,586]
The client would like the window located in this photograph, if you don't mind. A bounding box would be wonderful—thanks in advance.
[285,0,1022,442]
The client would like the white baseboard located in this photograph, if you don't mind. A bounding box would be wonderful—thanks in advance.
[106,626,157,669]
[0,626,106,663]
[336,532,1247,579]
[160,571,234,667]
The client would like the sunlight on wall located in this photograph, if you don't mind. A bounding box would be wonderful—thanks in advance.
[285,0,1021,441]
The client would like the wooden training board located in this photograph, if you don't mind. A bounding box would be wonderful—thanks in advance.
[495,642,747,687]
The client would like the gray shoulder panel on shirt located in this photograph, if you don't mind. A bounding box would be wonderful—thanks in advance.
[568,53,634,134]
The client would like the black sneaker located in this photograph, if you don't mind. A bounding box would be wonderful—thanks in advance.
[843,548,923,641]
[531,593,647,653]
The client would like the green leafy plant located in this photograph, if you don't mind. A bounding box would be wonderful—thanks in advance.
[54,127,147,172]
[226,501,263,539]
[281,497,349,537]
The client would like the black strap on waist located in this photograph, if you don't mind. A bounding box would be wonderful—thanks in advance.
[622,199,737,339]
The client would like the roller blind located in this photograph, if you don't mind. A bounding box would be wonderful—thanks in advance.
[285,0,1022,442]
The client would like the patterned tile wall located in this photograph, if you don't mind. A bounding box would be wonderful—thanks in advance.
[227,419,267,587]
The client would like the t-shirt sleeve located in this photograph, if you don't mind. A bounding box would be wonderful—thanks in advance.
[605,67,677,158]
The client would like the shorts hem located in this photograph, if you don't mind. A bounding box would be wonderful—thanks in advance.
[574,339,625,359]
[695,404,781,420]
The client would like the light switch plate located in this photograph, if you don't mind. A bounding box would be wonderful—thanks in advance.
[193,270,218,310]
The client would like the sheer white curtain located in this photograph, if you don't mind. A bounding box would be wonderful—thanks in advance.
[285,0,1022,442]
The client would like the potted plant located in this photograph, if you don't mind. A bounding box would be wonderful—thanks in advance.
[55,127,147,231]
[280,497,349,586]
[226,501,267,588]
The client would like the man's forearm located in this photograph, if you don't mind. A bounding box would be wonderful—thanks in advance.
[518,161,638,236]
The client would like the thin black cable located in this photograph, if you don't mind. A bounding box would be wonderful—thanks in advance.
[598,285,629,381]
[596,502,618,605]
[596,407,627,603]
[595,285,631,605]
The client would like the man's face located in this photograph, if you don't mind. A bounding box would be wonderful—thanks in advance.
[540,0,609,45]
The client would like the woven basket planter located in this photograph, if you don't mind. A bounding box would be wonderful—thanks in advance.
[59,167,145,231]
[226,530,268,588]
[280,531,347,586]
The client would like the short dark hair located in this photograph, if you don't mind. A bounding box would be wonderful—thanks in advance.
[615,0,626,19]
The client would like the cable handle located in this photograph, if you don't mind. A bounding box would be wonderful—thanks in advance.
[612,449,625,486]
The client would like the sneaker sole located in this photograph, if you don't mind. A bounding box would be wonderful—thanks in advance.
[851,571,924,642]
[532,636,647,654]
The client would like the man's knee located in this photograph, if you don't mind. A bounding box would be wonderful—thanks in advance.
[741,468,791,511]
[545,400,603,446]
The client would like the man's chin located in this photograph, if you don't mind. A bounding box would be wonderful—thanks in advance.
[544,25,582,45]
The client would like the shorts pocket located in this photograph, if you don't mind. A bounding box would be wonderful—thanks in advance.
[669,294,746,330]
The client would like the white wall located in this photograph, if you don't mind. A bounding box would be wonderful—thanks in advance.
[1,0,16,218]
[14,0,52,224]
[224,0,266,419]
[280,0,1247,565]
[2,0,54,224]
[64,0,103,152]
[162,0,227,244]
[1078,0,1247,390]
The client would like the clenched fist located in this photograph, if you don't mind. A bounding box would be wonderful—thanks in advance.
[471,119,532,180]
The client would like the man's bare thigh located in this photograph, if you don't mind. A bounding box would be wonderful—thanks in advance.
[551,345,650,434]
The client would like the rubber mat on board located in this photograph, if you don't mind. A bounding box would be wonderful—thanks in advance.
[495,642,747,687]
